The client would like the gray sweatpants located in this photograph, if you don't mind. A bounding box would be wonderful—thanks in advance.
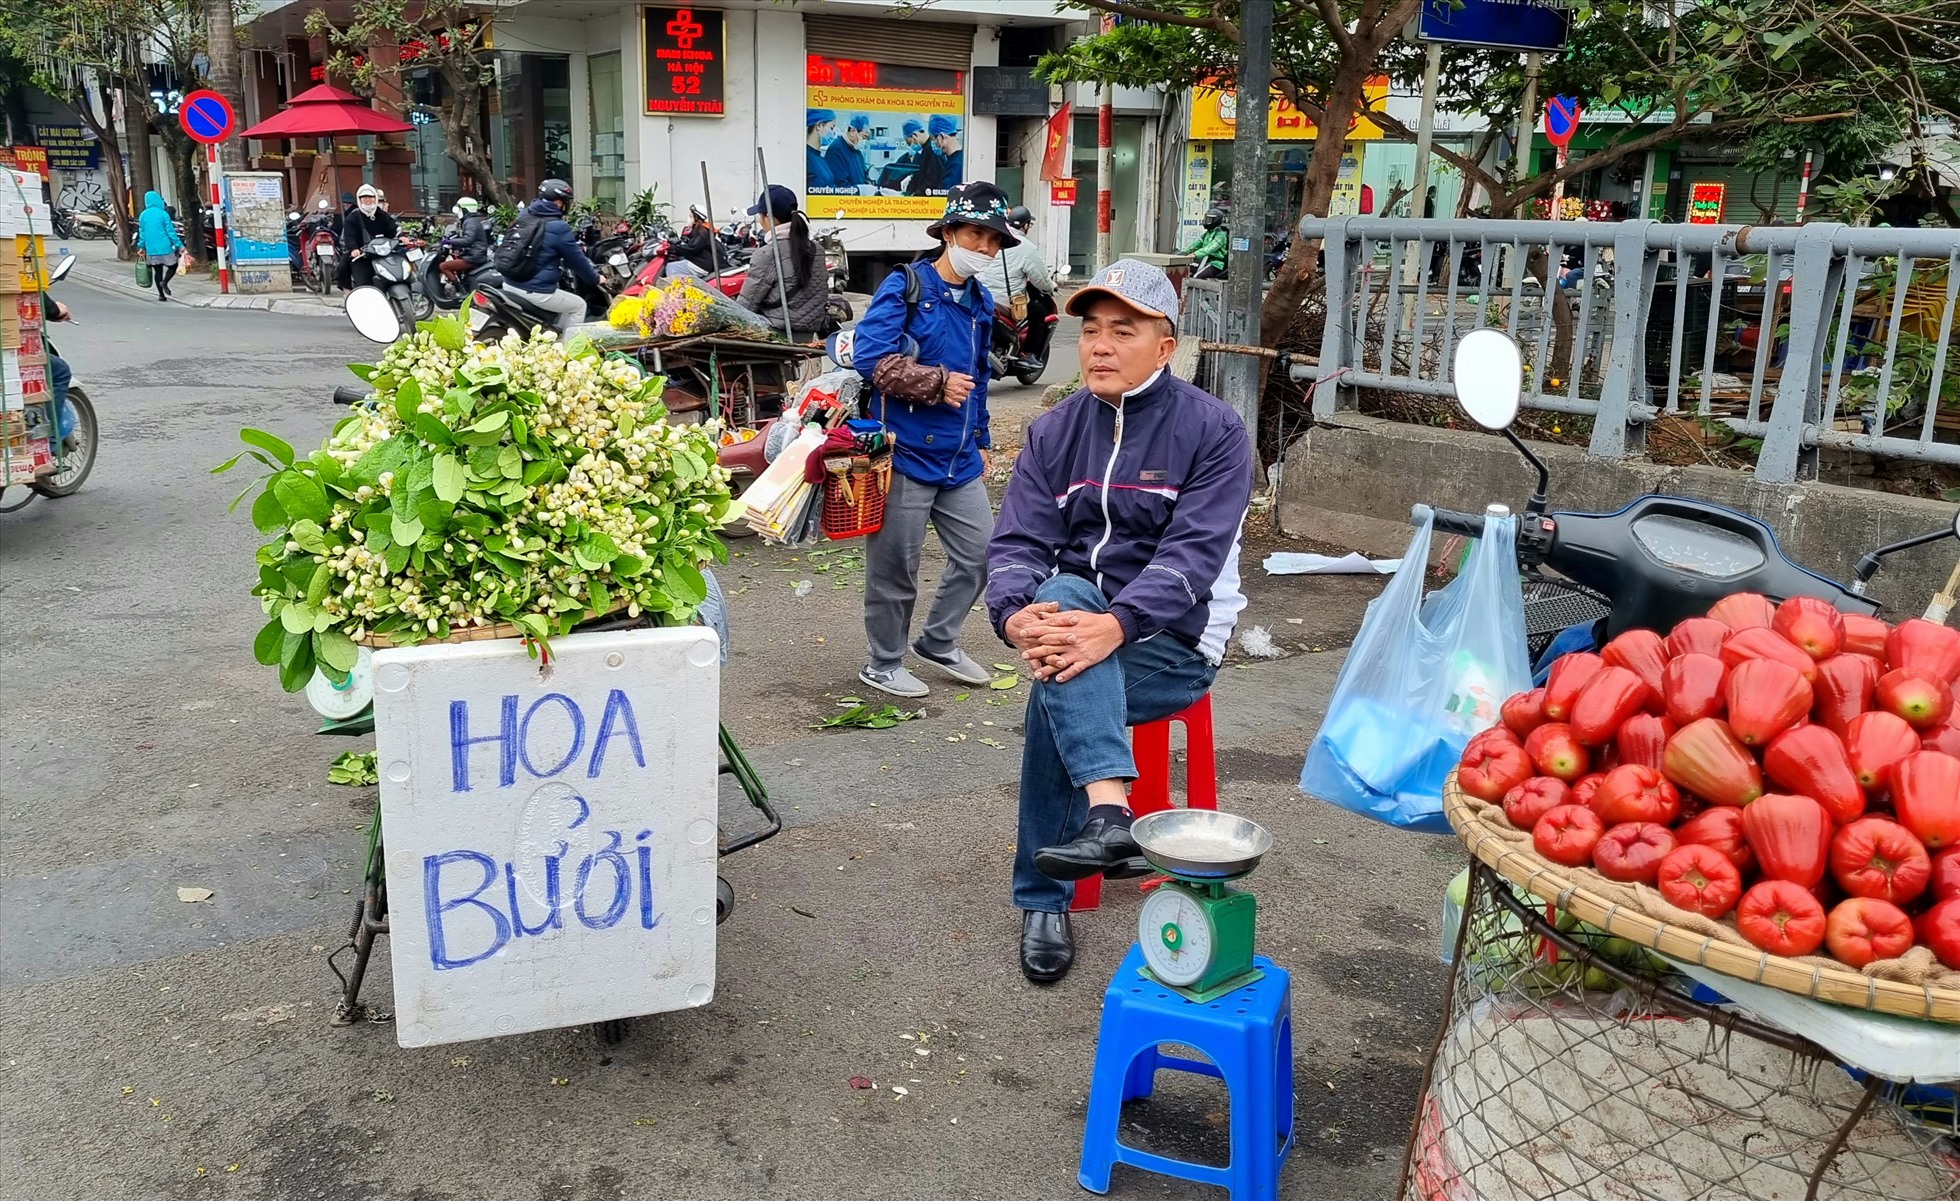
[863,473,994,672]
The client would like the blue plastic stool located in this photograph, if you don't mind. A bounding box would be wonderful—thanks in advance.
[1078,945,1294,1199]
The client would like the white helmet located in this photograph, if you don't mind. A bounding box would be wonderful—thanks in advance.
[453,197,481,217]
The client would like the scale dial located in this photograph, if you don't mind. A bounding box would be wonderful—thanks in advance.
[306,646,376,720]
[1139,886,1214,987]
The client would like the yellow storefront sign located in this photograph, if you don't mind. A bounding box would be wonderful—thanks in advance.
[1189,77,1387,142]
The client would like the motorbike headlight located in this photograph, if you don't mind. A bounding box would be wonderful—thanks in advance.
[406,248,425,262]
[609,253,628,267]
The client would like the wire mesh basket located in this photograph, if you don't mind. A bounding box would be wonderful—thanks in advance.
[1399,863,1960,1201]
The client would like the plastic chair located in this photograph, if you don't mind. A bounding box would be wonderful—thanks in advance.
[1071,694,1216,912]
[1078,945,1295,1199]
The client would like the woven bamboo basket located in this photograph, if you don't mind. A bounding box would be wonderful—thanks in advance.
[1444,772,1960,1024]
[351,601,632,650]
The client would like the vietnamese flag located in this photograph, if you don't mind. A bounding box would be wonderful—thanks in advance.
[1039,102,1072,182]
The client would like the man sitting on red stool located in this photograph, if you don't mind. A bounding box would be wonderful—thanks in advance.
[986,258,1253,985]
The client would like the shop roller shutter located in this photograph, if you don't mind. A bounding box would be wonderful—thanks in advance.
[803,15,977,73]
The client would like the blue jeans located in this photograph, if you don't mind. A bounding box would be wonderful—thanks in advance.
[1012,573,1216,913]
[48,355,74,443]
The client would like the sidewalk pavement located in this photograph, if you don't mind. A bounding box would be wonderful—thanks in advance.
[51,237,346,318]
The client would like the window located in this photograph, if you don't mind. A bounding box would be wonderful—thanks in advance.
[588,51,625,214]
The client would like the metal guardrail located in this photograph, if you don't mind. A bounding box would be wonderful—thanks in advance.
[1290,217,1960,484]
[1178,276,1229,396]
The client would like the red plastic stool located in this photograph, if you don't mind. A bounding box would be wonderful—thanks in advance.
[1071,694,1217,912]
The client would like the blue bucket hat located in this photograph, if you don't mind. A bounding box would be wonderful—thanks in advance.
[902,117,925,137]
[928,114,959,139]
[847,113,871,132]
[747,183,799,223]
[806,108,836,130]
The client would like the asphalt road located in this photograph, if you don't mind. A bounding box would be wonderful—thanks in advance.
[1,283,1453,1201]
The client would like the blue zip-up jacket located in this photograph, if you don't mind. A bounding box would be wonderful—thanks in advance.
[853,259,993,489]
[508,199,600,295]
[136,190,183,257]
[986,370,1252,663]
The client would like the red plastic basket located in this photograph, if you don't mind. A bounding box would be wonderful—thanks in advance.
[820,452,890,539]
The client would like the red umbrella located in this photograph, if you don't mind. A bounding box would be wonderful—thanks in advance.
[238,83,414,139]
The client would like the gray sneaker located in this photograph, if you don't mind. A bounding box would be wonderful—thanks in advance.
[912,644,992,685]
[859,665,930,699]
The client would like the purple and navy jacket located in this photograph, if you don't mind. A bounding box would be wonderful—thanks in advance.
[986,369,1253,664]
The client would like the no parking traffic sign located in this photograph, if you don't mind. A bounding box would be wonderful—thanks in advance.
[1543,95,1581,149]
[178,89,235,145]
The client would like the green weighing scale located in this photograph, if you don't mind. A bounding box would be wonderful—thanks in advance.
[1130,809,1275,1003]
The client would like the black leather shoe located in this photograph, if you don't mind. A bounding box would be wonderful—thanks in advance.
[1034,814,1151,881]
[1021,910,1074,984]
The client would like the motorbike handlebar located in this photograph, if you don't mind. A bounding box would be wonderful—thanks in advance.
[332,385,372,407]
[1418,504,1489,540]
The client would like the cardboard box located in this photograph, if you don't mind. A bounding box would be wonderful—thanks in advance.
[1,439,52,485]
[0,236,50,292]
[1,352,47,410]
[2,294,40,349]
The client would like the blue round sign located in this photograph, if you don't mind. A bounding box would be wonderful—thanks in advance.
[179,89,235,145]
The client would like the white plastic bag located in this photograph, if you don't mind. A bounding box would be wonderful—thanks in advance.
[1299,507,1530,834]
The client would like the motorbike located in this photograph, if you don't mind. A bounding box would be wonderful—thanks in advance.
[52,206,115,241]
[987,285,1058,387]
[290,210,340,295]
[622,231,748,300]
[355,234,434,330]
[416,244,500,311]
[1428,329,1901,674]
[0,255,98,513]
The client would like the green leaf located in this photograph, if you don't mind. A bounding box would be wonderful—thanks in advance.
[395,377,424,425]
[989,675,1019,690]
[579,531,620,564]
[462,363,508,389]
[288,519,328,555]
[347,362,379,382]
[240,428,296,467]
[365,522,391,553]
[305,561,332,607]
[253,618,286,666]
[430,314,468,352]
[317,629,359,673]
[414,413,455,446]
[384,542,413,574]
[273,472,331,524]
[613,552,649,577]
[279,638,317,693]
[469,409,510,434]
[497,445,523,480]
[281,603,317,634]
[211,452,245,475]
[391,512,425,546]
[587,579,611,615]
[666,560,708,605]
[432,453,466,502]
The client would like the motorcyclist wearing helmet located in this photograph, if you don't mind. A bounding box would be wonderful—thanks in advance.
[440,196,492,283]
[995,205,1058,368]
[1184,206,1229,279]
[337,183,399,291]
[670,204,723,277]
[504,178,604,334]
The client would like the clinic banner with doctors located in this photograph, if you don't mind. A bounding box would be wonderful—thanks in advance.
[806,55,966,219]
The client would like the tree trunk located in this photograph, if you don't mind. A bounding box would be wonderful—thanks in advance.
[1257,64,1368,346]
[202,0,248,173]
[168,141,207,267]
[126,91,156,223]
[72,86,134,257]
[440,73,513,207]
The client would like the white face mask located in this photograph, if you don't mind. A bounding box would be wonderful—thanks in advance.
[945,243,998,282]
[359,201,377,216]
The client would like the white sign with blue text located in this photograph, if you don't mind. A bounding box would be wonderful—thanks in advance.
[372,627,720,1047]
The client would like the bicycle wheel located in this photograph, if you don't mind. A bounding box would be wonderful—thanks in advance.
[33,387,97,498]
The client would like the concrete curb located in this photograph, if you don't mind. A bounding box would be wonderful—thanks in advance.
[65,262,346,318]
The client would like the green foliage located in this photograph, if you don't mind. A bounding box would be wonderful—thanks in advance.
[219,319,734,689]
[622,187,672,233]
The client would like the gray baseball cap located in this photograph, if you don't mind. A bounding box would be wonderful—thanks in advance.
[1064,258,1180,324]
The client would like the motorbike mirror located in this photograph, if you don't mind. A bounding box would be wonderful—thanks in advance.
[836,209,846,220]
[344,286,403,344]
[1453,328,1523,431]
[47,254,75,284]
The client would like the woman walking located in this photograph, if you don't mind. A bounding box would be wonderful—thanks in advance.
[137,190,186,302]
